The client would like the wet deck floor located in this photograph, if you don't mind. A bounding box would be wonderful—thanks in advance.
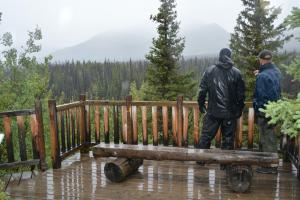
[5,152,300,200]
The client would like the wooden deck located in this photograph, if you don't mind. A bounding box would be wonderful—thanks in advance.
[5,152,300,200]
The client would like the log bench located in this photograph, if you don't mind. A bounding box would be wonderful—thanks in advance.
[92,143,279,193]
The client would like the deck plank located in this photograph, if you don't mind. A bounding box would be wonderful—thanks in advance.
[5,152,300,200]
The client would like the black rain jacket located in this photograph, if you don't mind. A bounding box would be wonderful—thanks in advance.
[197,60,245,119]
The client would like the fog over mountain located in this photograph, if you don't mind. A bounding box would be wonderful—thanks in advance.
[51,23,300,62]
[51,23,230,62]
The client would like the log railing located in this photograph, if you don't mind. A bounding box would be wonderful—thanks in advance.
[283,134,300,180]
[48,95,255,169]
[0,100,46,171]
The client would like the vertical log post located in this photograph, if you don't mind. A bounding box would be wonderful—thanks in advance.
[193,106,199,147]
[132,106,138,144]
[104,105,110,143]
[66,111,71,150]
[172,106,177,146]
[235,115,243,149]
[162,106,168,146]
[71,110,76,148]
[95,105,100,143]
[177,96,183,147]
[76,108,80,146]
[86,105,91,143]
[35,100,47,171]
[215,128,221,148]
[17,116,27,161]
[183,106,189,147]
[79,94,87,146]
[248,108,254,149]
[30,115,39,160]
[152,106,158,146]
[48,99,61,169]
[3,116,14,162]
[126,96,133,144]
[142,106,148,145]
[121,106,127,144]
[60,112,66,153]
[113,106,120,144]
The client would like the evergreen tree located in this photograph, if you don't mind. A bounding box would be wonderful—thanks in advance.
[144,0,196,100]
[230,0,290,99]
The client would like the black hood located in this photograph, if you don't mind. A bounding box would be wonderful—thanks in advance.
[217,48,234,69]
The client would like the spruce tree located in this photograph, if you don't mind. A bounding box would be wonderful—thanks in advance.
[144,0,196,100]
[230,0,290,99]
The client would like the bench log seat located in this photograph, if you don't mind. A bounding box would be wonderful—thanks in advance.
[92,143,279,193]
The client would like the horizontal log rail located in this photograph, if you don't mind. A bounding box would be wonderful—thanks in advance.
[0,100,46,171]
[49,94,256,169]
[92,144,278,165]
[0,109,35,117]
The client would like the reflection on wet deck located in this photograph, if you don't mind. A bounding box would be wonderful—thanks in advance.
[6,153,300,200]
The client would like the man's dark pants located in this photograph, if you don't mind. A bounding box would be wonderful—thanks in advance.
[197,113,237,150]
[257,114,277,153]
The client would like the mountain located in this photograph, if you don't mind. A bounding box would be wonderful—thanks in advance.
[51,23,230,62]
[51,24,300,62]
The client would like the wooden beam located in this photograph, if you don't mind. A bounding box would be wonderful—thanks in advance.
[93,144,278,165]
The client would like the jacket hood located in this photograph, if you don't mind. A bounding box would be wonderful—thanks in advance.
[217,48,234,69]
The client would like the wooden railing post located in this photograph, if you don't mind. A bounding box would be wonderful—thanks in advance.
[177,96,183,147]
[35,99,47,171]
[48,99,61,169]
[248,108,254,149]
[126,95,133,144]
[79,94,87,145]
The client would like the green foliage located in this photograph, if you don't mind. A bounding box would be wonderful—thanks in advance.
[261,95,300,137]
[0,179,10,200]
[230,0,290,99]
[0,26,52,111]
[144,0,196,100]
[285,7,300,32]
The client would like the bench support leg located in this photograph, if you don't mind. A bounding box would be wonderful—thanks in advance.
[104,158,143,182]
[226,165,253,193]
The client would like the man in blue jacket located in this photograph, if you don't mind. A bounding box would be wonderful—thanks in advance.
[253,50,281,174]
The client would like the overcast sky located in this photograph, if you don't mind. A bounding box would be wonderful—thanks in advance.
[0,0,299,54]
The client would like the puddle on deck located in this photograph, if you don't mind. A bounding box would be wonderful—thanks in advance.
[5,153,300,200]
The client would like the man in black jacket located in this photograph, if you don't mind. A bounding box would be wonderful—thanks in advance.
[197,48,245,152]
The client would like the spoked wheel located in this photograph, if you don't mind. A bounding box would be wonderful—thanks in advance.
[226,165,253,193]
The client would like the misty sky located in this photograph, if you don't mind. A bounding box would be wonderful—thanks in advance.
[0,0,299,54]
